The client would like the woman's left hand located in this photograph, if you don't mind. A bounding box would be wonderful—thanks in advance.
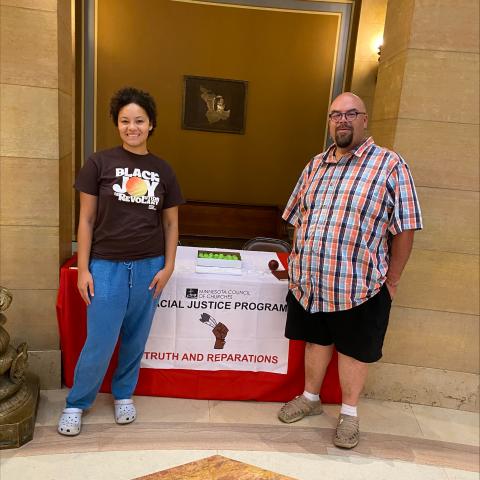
[149,268,173,299]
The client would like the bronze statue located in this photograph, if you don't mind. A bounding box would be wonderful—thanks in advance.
[0,287,39,449]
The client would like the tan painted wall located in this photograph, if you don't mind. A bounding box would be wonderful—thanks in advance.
[95,0,339,207]
[368,0,479,410]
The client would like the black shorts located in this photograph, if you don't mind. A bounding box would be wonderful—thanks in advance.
[285,284,392,363]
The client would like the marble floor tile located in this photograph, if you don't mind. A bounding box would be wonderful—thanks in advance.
[134,454,295,479]
[133,395,210,424]
[353,398,424,438]
[0,450,215,480]
[35,388,70,426]
[444,467,480,480]
[209,399,338,429]
[35,389,118,426]
[37,389,211,426]
[2,447,475,480]
[5,389,477,480]
[412,404,480,446]
[220,450,451,480]
[210,400,288,425]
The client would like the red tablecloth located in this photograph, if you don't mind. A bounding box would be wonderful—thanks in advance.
[56,254,341,403]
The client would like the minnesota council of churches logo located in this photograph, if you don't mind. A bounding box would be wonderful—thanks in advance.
[186,288,198,299]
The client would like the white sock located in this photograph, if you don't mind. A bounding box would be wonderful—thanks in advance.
[302,390,320,402]
[340,403,358,417]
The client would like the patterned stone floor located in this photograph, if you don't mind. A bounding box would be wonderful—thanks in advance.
[134,455,295,479]
[0,390,478,479]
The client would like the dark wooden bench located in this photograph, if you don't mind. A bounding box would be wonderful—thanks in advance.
[179,200,289,249]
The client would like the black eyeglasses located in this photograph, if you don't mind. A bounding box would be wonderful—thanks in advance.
[328,111,366,122]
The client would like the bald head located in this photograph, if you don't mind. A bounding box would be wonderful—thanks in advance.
[328,92,368,154]
[330,92,367,114]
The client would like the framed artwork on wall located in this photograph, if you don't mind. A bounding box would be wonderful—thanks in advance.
[182,75,248,134]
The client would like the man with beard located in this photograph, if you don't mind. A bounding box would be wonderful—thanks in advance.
[277,92,422,449]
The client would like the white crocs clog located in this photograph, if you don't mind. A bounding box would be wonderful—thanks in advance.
[58,408,83,436]
[114,399,136,424]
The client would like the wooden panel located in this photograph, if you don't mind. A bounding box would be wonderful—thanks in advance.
[179,201,288,248]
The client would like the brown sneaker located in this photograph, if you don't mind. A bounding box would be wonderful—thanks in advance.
[278,395,323,423]
[334,413,360,448]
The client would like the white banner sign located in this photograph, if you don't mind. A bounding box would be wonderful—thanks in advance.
[142,247,290,374]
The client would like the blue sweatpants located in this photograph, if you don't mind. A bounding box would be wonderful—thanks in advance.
[66,255,165,409]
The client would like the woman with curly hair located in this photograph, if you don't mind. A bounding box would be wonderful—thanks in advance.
[58,87,184,436]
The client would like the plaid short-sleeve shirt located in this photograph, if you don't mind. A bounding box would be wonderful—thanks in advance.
[283,137,423,313]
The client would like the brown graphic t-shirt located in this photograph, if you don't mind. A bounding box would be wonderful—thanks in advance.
[75,146,185,260]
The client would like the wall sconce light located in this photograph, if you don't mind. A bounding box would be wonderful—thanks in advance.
[373,35,384,84]
[373,35,384,63]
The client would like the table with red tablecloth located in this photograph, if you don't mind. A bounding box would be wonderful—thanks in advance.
[56,247,341,403]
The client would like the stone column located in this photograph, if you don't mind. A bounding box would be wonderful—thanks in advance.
[0,0,73,388]
[368,0,479,411]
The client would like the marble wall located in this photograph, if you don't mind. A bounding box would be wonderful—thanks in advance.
[0,0,73,388]
[369,0,479,411]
